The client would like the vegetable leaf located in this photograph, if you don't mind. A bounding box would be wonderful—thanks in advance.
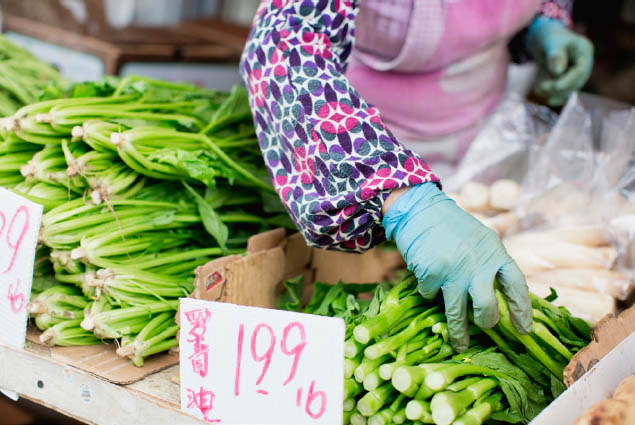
[468,349,547,422]
[204,86,252,134]
[276,275,305,312]
[490,409,524,423]
[148,148,238,186]
[303,282,335,315]
[545,287,558,302]
[550,373,567,399]
[182,181,228,250]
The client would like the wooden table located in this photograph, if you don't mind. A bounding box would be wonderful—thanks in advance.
[0,342,205,425]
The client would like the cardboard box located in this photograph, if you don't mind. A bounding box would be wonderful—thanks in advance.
[192,228,405,309]
[531,330,635,425]
[25,328,178,385]
[563,304,635,386]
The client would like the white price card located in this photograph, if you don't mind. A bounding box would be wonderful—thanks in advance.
[0,188,43,348]
[179,298,345,425]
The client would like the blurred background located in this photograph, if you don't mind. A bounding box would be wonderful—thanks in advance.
[0,0,632,104]
[0,0,632,423]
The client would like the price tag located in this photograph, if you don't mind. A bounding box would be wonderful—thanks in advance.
[0,188,43,348]
[179,298,345,425]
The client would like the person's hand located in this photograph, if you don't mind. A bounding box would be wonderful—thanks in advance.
[382,183,532,352]
[527,16,594,106]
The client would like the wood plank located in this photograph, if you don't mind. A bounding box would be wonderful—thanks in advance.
[2,14,121,59]
[0,345,204,425]
[128,365,180,406]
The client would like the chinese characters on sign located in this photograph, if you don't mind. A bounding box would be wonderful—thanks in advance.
[0,188,43,348]
[179,298,344,425]
[185,308,211,378]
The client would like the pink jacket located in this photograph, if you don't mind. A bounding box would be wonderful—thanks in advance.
[346,0,541,164]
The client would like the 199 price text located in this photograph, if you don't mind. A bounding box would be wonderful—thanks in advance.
[234,321,326,419]
[180,298,344,425]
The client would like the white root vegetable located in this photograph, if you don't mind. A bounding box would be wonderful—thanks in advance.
[489,179,521,211]
[526,280,615,324]
[572,398,635,425]
[573,375,635,425]
[528,268,633,300]
[502,243,556,275]
[459,182,490,212]
[505,225,610,247]
[476,212,521,236]
[525,185,592,221]
[504,239,618,272]
[613,375,635,402]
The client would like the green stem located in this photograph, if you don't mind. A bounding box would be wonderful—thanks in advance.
[495,290,564,379]
[364,312,444,360]
[357,382,396,417]
[430,378,498,425]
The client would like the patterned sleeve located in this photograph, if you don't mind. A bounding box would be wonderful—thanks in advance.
[240,0,439,253]
[538,0,574,27]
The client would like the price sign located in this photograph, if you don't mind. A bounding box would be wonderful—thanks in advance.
[179,298,345,424]
[0,188,43,348]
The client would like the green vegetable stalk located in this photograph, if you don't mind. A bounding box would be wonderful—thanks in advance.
[429,378,498,425]
[116,311,179,366]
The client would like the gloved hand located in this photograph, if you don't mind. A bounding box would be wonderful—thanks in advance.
[382,183,532,352]
[527,16,594,106]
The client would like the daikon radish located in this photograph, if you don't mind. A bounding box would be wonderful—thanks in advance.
[526,280,615,324]
[610,215,635,240]
[572,399,635,425]
[613,375,635,402]
[490,179,521,211]
[526,185,592,220]
[505,224,610,247]
[459,182,490,212]
[527,268,633,300]
[504,239,618,270]
[478,212,521,236]
[503,243,556,274]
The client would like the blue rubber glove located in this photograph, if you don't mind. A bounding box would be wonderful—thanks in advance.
[382,183,532,352]
[527,16,594,106]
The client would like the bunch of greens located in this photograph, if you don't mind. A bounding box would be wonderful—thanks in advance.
[0,71,294,366]
[279,273,590,425]
[0,35,61,116]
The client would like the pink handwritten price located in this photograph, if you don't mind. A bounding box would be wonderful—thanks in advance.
[8,279,25,313]
[179,298,344,424]
[0,205,30,275]
[0,189,43,349]
[234,321,326,419]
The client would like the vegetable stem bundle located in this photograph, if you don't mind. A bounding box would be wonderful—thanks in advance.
[279,272,591,424]
[1,66,294,367]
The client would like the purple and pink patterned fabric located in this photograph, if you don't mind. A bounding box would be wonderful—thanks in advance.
[240,0,572,252]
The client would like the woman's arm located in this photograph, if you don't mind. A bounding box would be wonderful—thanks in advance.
[240,0,439,252]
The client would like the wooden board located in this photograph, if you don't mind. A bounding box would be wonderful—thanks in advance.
[0,344,201,425]
[26,327,178,385]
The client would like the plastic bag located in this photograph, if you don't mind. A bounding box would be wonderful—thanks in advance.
[443,93,557,192]
[519,93,635,227]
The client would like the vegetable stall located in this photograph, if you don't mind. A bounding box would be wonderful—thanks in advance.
[0,33,633,425]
